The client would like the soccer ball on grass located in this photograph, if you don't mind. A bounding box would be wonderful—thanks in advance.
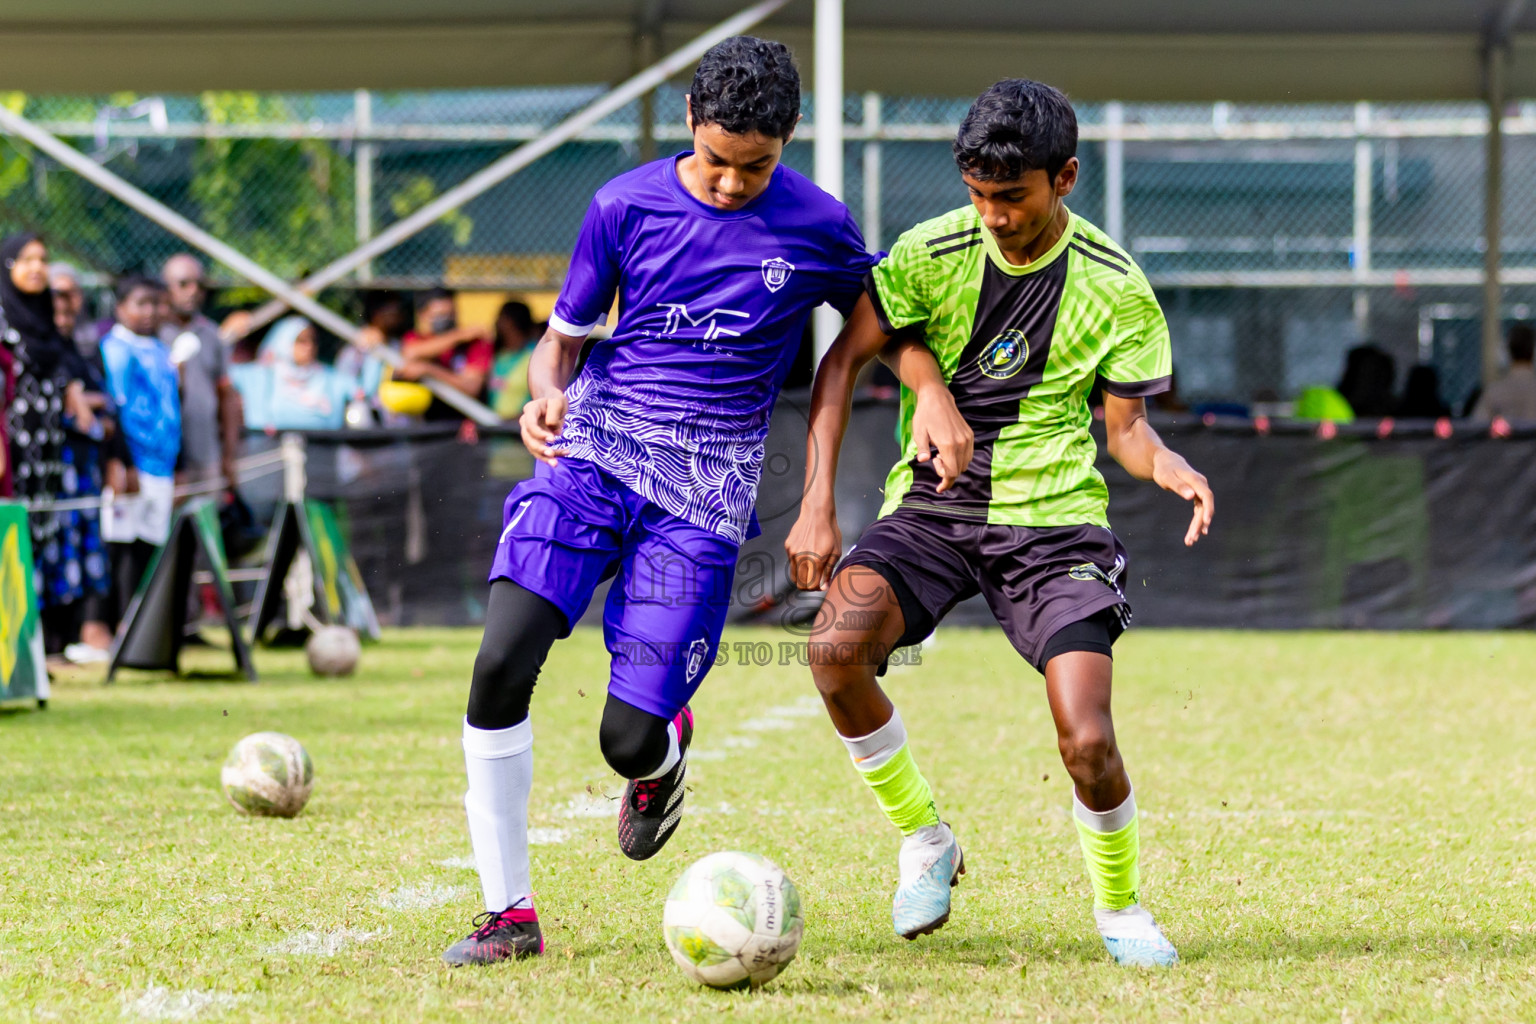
[305,625,361,677]
[221,732,314,817]
[663,851,803,989]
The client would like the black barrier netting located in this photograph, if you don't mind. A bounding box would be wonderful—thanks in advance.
[242,399,1536,632]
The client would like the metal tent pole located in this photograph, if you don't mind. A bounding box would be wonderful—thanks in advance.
[1352,102,1373,341]
[1483,1,1526,386]
[0,100,498,424]
[861,92,883,252]
[812,0,845,363]
[1483,42,1508,387]
[1104,101,1125,244]
[240,0,790,337]
[354,88,376,285]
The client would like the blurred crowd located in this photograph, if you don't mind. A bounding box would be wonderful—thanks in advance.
[6,230,1533,667]
[0,232,541,666]
[1285,326,1536,425]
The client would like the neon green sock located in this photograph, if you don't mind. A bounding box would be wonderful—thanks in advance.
[1075,802,1140,910]
[857,744,940,835]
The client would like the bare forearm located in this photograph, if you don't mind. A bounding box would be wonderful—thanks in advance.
[1104,394,1213,544]
[218,383,243,458]
[883,335,949,401]
[1108,417,1159,479]
[801,353,859,514]
[410,362,483,398]
[527,329,584,402]
[800,298,892,513]
[402,330,477,360]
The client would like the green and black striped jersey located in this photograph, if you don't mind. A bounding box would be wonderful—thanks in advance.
[865,206,1171,529]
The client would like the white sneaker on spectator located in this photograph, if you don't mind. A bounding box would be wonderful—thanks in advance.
[64,643,110,665]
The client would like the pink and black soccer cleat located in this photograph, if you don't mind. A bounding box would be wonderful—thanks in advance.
[617,706,693,861]
[441,898,544,965]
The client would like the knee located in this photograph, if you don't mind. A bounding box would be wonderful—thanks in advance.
[471,642,532,693]
[465,639,541,730]
[599,706,671,779]
[808,632,878,697]
[1058,726,1116,786]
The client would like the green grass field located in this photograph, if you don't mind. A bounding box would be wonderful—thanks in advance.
[4,628,1536,1022]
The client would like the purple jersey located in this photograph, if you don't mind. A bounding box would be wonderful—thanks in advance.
[549,154,876,543]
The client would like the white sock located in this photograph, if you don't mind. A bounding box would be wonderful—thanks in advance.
[637,718,681,780]
[839,708,906,771]
[462,718,534,913]
[1072,787,1137,834]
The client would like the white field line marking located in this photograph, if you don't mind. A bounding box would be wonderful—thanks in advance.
[689,801,737,816]
[558,792,619,819]
[529,826,573,844]
[376,884,468,911]
[738,716,795,732]
[437,856,477,870]
[121,986,249,1022]
[265,928,380,956]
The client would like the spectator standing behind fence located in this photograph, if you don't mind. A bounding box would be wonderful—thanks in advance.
[397,288,492,419]
[49,263,116,664]
[1,234,101,656]
[233,316,361,431]
[486,300,536,420]
[1337,344,1397,418]
[1472,323,1536,421]
[160,254,242,493]
[101,276,180,628]
[1395,364,1451,419]
[336,290,407,425]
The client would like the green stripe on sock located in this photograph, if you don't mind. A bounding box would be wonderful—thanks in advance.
[857,745,939,835]
[1075,812,1140,910]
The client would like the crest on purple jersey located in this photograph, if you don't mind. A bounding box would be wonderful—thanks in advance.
[761,257,795,293]
[685,637,710,684]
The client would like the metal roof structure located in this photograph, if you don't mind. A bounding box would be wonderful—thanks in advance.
[1,0,1529,382]
[1,1,1533,100]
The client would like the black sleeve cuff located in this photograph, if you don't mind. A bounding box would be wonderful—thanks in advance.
[862,270,898,336]
[1098,374,1173,399]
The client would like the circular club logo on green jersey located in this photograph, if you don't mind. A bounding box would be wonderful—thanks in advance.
[978,329,1028,379]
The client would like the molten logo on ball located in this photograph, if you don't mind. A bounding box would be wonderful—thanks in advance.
[662,851,803,989]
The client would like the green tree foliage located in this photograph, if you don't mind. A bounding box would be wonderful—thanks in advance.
[190,92,356,300]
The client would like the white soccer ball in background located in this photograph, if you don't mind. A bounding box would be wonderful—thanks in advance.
[221,732,314,818]
[663,851,803,989]
[305,625,361,677]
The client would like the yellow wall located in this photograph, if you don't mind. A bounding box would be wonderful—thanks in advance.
[454,290,560,331]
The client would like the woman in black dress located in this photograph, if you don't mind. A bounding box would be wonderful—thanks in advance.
[1,233,99,655]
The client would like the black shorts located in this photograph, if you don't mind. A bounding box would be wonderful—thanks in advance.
[839,507,1131,672]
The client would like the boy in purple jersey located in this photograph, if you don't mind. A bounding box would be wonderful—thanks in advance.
[442,36,878,965]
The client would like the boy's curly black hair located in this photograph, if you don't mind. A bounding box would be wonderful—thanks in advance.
[953,79,1077,183]
[690,36,800,141]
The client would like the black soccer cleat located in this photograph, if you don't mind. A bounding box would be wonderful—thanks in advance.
[441,898,544,965]
[617,706,694,861]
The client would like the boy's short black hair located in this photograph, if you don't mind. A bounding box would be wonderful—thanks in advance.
[419,286,455,307]
[498,300,535,336]
[1509,322,1535,363]
[362,288,405,321]
[953,79,1078,183]
[114,273,165,305]
[689,36,800,141]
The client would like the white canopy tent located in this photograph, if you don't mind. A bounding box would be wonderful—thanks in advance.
[2,1,1534,100]
[1,0,1532,381]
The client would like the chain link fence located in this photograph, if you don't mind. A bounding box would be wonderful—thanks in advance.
[3,88,1535,409]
